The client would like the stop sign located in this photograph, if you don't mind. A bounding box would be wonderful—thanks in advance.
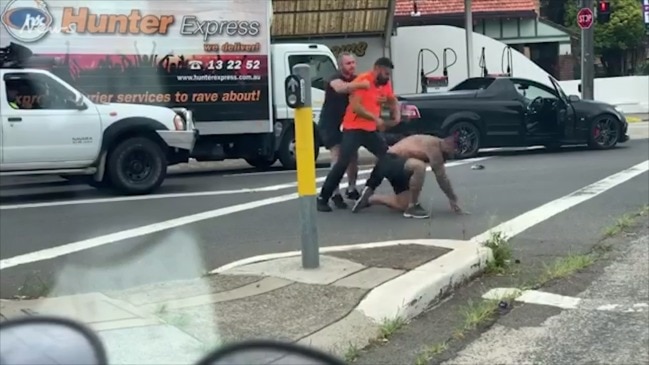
[577,8,594,29]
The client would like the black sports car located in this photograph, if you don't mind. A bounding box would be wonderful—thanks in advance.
[386,76,630,159]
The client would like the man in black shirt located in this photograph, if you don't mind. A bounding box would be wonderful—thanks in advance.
[318,52,370,208]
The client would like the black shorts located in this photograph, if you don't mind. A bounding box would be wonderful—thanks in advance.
[318,120,343,150]
[382,153,412,194]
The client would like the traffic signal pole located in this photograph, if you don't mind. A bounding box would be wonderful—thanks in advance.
[284,64,319,269]
[580,0,595,100]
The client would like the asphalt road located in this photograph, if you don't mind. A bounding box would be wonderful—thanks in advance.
[0,130,648,298]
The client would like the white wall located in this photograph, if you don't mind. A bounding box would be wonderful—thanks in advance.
[390,25,554,94]
[559,76,649,114]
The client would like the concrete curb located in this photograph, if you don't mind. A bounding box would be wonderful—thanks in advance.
[213,239,492,356]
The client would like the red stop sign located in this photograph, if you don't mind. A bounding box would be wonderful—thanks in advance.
[577,8,594,29]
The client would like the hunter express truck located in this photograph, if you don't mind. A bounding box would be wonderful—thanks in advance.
[1,0,337,169]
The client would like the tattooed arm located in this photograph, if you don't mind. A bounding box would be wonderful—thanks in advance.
[425,140,461,212]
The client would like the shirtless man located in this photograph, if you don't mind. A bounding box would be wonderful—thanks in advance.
[352,134,464,218]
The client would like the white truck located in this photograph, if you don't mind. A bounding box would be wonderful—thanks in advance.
[0,0,338,171]
[0,42,197,195]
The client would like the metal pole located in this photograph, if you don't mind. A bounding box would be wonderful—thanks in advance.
[580,0,595,100]
[291,64,319,269]
[464,0,474,77]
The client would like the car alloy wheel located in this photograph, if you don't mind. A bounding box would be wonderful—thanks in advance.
[450,122,480,158]
[592,117,619,148]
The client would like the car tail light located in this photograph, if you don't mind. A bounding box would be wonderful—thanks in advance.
[401,104,421,120]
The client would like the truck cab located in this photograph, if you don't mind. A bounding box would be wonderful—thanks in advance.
[269,43,338,169]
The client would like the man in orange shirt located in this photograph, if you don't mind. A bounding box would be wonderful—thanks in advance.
[317,57,401,212]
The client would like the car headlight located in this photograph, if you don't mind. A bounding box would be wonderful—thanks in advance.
[173,114,185,130]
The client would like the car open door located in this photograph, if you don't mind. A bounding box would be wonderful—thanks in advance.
[548,76,575,138]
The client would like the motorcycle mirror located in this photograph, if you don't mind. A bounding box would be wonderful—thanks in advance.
[0,316,107,365]
[196,340,347,365]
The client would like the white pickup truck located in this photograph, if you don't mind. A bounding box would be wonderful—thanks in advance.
[0,44,197,195]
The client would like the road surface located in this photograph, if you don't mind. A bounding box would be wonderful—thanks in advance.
[0,131,648,298]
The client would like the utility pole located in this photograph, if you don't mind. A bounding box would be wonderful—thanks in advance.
[464,0,474,77]
[579,0,595,100]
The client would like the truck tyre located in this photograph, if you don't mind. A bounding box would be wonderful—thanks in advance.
[277,126,320,170]
[106,136,166,195]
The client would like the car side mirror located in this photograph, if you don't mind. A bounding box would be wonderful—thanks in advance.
[568,94,580,103]
[577,83,582,93]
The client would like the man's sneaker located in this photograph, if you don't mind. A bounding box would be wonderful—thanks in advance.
[317,197,332,212]
[345,188,361,200]
[352,187,374,213]
[403,204,430,219]
[331,193,348,209]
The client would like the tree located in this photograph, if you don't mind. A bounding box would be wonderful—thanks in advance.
[564,0,645,75]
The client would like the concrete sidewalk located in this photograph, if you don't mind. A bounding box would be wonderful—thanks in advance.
[0,240,490,364]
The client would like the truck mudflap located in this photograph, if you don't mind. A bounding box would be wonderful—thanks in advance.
[157,129,198,151]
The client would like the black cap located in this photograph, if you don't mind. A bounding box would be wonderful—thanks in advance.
[374,57,394,69]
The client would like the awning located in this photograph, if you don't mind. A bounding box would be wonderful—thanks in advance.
[271,0,396,39]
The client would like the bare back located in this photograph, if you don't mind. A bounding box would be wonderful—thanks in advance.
[387,134,457,202]
[388,135,442,163]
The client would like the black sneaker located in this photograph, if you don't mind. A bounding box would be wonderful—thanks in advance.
[331,193,348,209]
[403,204,430,219]
[317,197,332,212]
[352,187,374,213]
[345,188,361,200]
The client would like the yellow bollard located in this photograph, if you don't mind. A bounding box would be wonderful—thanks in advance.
[285,64,319,268]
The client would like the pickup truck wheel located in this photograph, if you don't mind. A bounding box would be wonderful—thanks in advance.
[107,137,166,195]
[448,121,481,159]
[277,126,320,170]
[245,156,277,169]
[588,115,620,150]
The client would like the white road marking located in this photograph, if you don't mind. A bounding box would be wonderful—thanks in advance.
[0,158,488,270]
[0,182,299,210]
[483,288,648,312]
[470,160,649,244]
[0,158,487,210]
